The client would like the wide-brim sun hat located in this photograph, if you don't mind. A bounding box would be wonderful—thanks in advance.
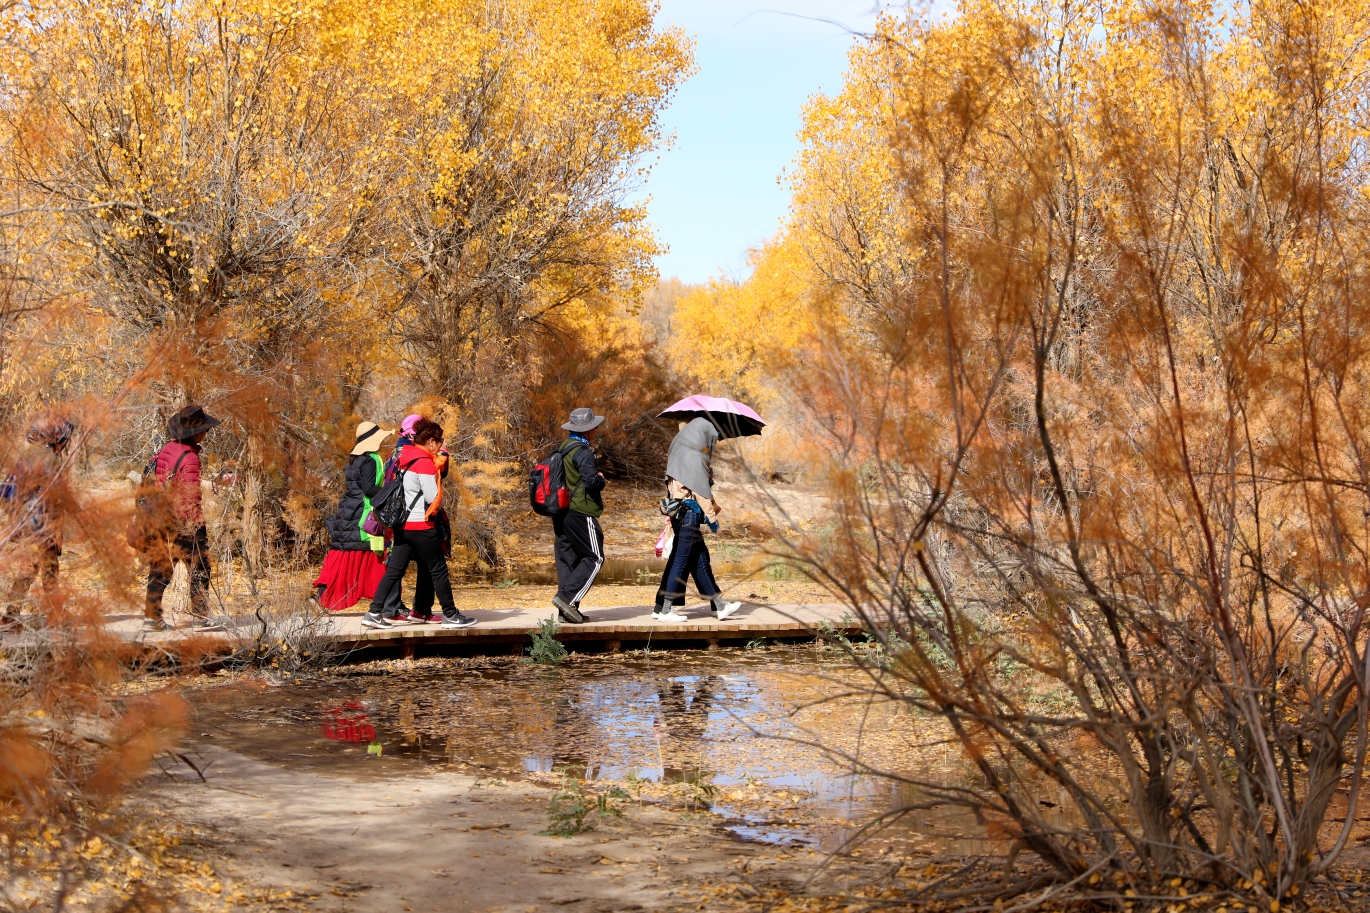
[27,411,75,447]
[561,407,605,433]
[167,404,222,442]
[351,421,395,456]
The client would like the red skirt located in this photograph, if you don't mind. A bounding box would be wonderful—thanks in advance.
[312,549,387,610]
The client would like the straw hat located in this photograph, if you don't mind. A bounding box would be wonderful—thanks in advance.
[350,421,395,456]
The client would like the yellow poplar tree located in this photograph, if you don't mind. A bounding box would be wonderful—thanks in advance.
[352,0,693,408]
[669,235,835,412]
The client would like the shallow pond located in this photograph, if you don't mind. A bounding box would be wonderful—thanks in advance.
[192,649,1009,854]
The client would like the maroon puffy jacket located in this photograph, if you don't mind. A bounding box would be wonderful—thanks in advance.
[153,441,204,527]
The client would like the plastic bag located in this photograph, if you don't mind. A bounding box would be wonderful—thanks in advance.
[654,521,674,558]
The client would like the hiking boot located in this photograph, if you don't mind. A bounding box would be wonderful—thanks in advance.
[142,618,172,633]
[361,613,393,630]
[440,613,477,629]
[552,595,586,625]
[711,596,741,621]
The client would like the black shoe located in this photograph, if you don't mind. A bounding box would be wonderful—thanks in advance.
[142,618,172,632]
[361,613,393,629]
[552,595,587,624]
[440,613,477,629]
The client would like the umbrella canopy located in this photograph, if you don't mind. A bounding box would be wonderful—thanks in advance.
[658,395,766,439]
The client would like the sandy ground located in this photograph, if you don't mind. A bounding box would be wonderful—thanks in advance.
[143,737,1370,913]
[144,743,881,913]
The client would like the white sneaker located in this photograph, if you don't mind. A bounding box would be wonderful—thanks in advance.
[714,601,741,621]
[653,609,688,623]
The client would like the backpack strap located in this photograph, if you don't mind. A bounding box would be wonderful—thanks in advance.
[359,453,387,533]
[560,442,584,495]
[398,455,430,517]
[162,450,191,486]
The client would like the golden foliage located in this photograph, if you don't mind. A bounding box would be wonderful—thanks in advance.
[698,0,1370,901]
[0,1,692,905]
[669,235,838,411]
[0,0,692,551]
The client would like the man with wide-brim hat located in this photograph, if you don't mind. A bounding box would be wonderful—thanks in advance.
[167,404,222,442]
[561,407,605,434]
[548,407,608,624]
[140,403,223,633]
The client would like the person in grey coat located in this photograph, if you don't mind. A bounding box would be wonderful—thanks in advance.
[653,417,741,622]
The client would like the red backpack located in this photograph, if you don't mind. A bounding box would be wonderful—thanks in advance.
[528,442,581,516]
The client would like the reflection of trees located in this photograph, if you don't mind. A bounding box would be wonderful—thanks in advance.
[411,672,608,777]
[433,677,568,770]
[349,669,735,781]
[546,686,599,779]
[656,676,717,779]
[396,698,418,747]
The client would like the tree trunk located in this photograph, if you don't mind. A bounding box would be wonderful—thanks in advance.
[241,436,265,594]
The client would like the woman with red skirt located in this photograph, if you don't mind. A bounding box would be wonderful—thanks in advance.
[310,422,395,610]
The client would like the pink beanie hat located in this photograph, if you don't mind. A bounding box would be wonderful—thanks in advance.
[400,413,423,436]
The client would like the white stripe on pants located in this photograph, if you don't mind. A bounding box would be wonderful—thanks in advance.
[571,515,604,604]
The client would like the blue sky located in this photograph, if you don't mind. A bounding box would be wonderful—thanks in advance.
[641,1,890,284]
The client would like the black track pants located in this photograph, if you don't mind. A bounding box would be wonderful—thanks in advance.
[370,526,457,619]
[552,511,604,605]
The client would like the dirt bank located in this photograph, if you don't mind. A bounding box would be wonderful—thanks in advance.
[144,744,887,913]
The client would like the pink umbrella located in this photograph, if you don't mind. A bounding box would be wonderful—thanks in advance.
[658,395,766,439]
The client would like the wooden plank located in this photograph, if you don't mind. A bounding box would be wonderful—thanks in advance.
[96,602,859,656]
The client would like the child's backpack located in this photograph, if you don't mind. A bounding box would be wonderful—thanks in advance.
[528,442,581,516]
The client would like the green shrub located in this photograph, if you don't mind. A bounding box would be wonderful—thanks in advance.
[527,617,567,664]
[764,562,793,581]
[542,772,627,836]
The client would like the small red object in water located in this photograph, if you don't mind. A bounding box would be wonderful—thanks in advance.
[322,700,376,743]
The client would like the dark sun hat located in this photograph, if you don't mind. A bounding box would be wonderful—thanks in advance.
[561,407,605,433]
[27,411,75,447]
[167,404,222,442]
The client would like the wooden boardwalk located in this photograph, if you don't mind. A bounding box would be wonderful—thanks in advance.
[102,601,858,657]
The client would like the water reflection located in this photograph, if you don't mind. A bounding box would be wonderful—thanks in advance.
[194,652,1001,853]
[321,700,375,743]
[655,675,716,779]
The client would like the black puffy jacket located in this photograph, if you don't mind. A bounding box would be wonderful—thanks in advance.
[324,453,385,551]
